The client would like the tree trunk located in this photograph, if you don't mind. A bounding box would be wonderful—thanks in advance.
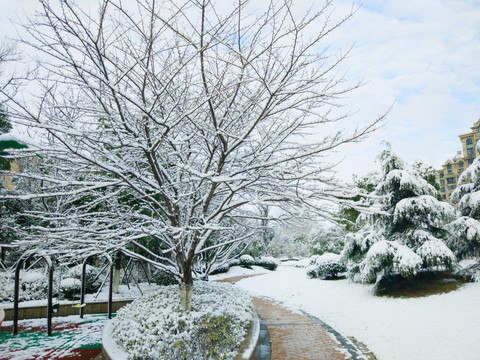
[113,252,122,294]
[180,263,194,312]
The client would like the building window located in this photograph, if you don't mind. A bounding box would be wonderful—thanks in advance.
[447,163,452,173]
[469,158,474,165]
[448,185,456,190]
[441,187,445,192]
[466,138,474,156]
[459,161,464,168]
[440,179,445,185]
[442,195,446,200]
[447,177,456,184]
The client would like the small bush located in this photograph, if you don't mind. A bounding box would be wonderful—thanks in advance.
[20,270,49,301]
[306,265,318,279]
[210,263,230,275]
[0,271,14,302]
[152,268,178,286]
[256,256,279,271]
[306,253,345,280]
[308,255,320,265]
[60,278,82,300]
[0,269,50,302]
[239,255,255,268]
[67,264,102,292]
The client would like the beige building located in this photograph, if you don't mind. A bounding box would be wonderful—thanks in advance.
[437,120,480,201]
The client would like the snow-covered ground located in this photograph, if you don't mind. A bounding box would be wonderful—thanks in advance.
[209,265,268,280]
[236,263,480,360]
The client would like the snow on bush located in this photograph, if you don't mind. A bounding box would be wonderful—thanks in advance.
[67,264,102,292]
[152,268,178,286]
[0,271,14,302]
[256,256,279,271]
[112,281,254,360]
[341,230,384,277]
[210,262,230,275]
[416,240,456,270]
[359,241,422,284]
[309,255,320,265]
[0,270,49,302]
[306,253,345,280]
[239,255,255,267]
[20,270,49,301]
[60,278,82,300]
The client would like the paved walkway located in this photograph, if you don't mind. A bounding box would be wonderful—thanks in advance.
[221,274,373,360]
[253,296,348,360]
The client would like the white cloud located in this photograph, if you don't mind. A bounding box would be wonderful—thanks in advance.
[324,0,480,181]
[0,0,479,183]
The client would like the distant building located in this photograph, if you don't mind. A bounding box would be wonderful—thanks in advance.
[437,120,480,201]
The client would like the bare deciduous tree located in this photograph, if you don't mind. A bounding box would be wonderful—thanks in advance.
[1,0,385,310]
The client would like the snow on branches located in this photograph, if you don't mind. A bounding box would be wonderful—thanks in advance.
[0,0,385,308]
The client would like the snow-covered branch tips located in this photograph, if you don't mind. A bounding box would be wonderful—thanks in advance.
[1,0,385,309]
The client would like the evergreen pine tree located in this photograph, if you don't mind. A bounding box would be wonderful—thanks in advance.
[342,143,456,285]
[447,143,480,259]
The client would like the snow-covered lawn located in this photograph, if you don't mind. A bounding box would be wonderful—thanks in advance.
[209,265,269,280]
[236,264,480,360]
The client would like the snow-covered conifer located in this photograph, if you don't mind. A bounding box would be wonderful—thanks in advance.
[447,142,480,259]
[343,144,456,284]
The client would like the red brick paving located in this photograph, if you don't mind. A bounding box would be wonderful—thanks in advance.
[253,297,348,360]
[220,274,350,360]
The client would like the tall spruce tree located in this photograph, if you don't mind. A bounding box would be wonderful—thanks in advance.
[342,144,456,285]
[447,142,480,259]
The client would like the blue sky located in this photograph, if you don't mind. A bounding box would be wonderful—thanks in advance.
[1,0,479,182]
[327,0,480,181]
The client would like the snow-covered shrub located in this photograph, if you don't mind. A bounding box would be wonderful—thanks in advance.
[0,271,14,301]
[239,254,255,268]
[209,262,230,275]
[0,269,50,302]
[256,256,279,271]
[359,241,422,284]
[152,268,177,286]
[17,270,48,301]
[306,253,345,280]
[60,278,82,300]
[306,265,318,278]
[308,255,320,265]
[112,281,254,360]
[66,264,102,292]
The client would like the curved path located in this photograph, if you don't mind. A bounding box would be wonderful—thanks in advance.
[221,274,375,360]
